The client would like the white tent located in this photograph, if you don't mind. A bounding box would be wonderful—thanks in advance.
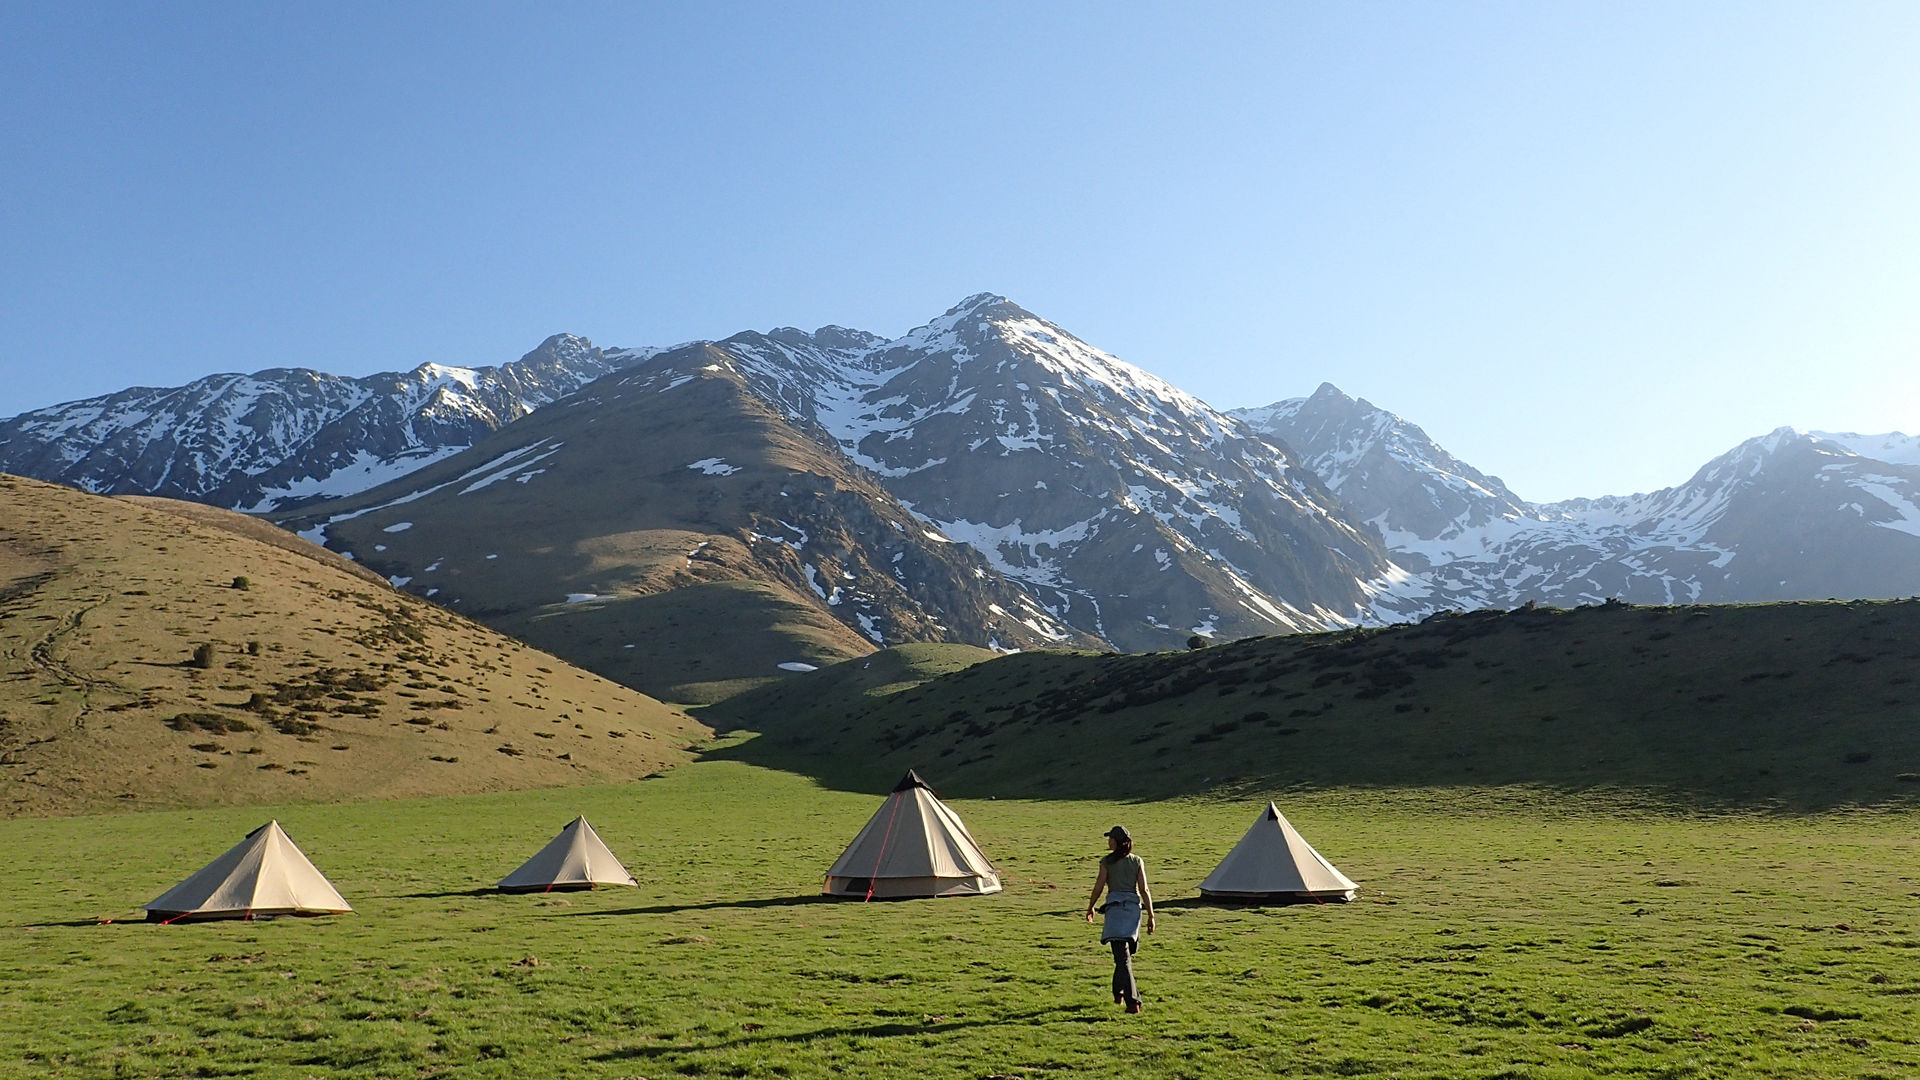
[497,816,637,893]
[145,820,352,922]
[823,770,1001,899]
[1197,802,1357,903]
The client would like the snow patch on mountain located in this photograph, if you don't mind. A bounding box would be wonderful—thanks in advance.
[244,447,467,511]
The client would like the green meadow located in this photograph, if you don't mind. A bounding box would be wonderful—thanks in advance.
[5,740,1918,1079]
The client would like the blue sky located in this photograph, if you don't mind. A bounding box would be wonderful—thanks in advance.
[2,2,1916,500]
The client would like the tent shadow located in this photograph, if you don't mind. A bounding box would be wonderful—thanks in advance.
[11,918,139,929]
[1156,896,1346,910]
[592,1005,1095,1060]
[556,894,835,917]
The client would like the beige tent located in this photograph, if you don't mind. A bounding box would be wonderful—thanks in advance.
[145,820,352,922]
[498,816,637,893]
[823,770,1001,899]
[1197,802,1357,903]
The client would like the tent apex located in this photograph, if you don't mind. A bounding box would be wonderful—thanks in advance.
[892,769,930,792]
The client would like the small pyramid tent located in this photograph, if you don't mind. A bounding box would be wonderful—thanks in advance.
[145,820,352,922]
[497,816,638,893]
[1198,802,1357,903]
[823,770,1002,899]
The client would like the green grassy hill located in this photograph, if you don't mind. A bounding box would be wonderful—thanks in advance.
[492,579,885,706]
[0,474,704,817]
[710,599,1920,809]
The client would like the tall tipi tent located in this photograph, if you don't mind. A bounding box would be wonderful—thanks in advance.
[823,770,1002,899]
[145,820,353,922]
[497,816,638,893]
[1198,802,1357,903]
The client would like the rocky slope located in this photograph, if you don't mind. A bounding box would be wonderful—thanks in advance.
[0,334,653,512]
[270,343,1100,701]
[1233,383,1531,551]
[270,297,1400,696]
[641,295,1397,650]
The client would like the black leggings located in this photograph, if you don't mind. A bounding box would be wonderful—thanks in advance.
[1109,939,1139,1004]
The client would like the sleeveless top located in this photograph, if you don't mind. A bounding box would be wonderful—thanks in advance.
[1104,853,1144,895]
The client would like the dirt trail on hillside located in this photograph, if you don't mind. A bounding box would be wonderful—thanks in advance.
[27,599,130,715]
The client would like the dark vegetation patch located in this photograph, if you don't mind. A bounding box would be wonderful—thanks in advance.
[704,599,1920,810]
[165,712,254,735]
[1783,1005,1864,1022]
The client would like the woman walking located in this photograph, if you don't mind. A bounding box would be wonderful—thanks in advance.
[1085,824,1155,1013]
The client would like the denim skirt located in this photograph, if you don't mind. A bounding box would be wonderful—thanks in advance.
[1100,891,1142,943]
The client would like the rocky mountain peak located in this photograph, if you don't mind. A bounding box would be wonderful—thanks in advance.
[534,331,594,354]
[811,325,889,352]
[1235,384,1920,616]
[589,295,1397,648]
[1232,384,1529,556]
[942,292,1013,318]
[761,325,889,353]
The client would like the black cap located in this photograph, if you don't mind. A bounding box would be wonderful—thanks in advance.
[1105,825,1131,842]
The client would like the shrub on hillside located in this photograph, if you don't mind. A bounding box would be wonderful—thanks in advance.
[165,712,253,734]
[270,716,319,736]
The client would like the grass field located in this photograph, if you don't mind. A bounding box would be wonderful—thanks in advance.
[6,742,1918,1079]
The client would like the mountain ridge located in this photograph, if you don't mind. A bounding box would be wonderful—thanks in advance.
[0,333,661,513]
[1236,394,1920,612]
[5,296,1918,658]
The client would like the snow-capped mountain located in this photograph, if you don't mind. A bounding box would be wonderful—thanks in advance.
[10,293,1917,668]
[631,295,1397,649]
[272,334,1105,699]
[1235,383,1532,558]
[1238,390,1920,611]
[0,334,652,512]
[265,295,1400,691]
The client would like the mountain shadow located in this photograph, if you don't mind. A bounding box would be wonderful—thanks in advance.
[703,598,1920,813]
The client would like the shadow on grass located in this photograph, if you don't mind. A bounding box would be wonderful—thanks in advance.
[698,601,1920,814]
[12,918,136,929]
[1155,896,1348,911]
[556,894,836,917]
[592,1005,1096,1061]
